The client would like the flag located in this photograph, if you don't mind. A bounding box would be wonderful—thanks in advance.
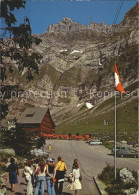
[114,64,125,93]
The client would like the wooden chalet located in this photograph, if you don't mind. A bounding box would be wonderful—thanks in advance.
[17,107,55,136]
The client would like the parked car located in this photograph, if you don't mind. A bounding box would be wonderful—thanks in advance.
[112,145,129,154]
[30,148,48,157]
[86,139,93,143]
[116,149,138,158]
[89,140,102,145]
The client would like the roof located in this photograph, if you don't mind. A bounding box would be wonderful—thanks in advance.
[18,107,49,124]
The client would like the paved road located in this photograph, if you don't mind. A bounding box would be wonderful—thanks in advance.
[46,140,138,195]
[5,140,138,195]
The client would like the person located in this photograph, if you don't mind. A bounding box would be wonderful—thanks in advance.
[48,144,52,153]
[54,156,67,195]
[70,159,82,195]
[7,157,19,192]
[73,159,80,168]
[34,159,46,195]
[46,158,56,195]
[24,161,33,195]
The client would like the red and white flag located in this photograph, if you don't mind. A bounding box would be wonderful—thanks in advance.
[114,64,125,93]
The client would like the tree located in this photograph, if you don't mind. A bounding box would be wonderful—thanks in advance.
[37,136,46,149]
[2,125,31,156]
[0,0,42,120]
[0,1,43,156]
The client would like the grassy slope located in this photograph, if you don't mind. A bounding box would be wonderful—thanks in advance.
[56,97,138,136]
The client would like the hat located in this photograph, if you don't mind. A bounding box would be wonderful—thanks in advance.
[47,158,53,162]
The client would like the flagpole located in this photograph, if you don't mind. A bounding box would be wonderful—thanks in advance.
[114,92,117,179]
[114,59,117,180]
[114,62,125,179]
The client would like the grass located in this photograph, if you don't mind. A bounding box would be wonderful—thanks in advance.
[56,98,138,143]
[56,66,82,87]
[58,97,71,104]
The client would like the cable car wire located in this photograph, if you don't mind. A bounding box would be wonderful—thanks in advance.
[113,0,124,25]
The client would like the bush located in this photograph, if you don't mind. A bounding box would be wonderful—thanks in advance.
[98,164,138,195]
[98,164,120,185]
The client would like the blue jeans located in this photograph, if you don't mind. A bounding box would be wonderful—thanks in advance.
[34,176,45,195]
[46,174,55,195]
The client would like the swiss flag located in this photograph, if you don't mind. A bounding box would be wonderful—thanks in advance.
[114,64,125,93]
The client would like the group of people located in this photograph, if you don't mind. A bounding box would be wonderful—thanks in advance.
[6,157,82,195]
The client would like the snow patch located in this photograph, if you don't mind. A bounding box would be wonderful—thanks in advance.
[86,102,94,109]
[77,103,83,107]
[60,49,68,53]
[70,50,83,54]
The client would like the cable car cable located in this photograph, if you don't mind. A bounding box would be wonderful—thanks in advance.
[113,0,124,25]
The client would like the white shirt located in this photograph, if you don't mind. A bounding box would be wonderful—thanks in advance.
[24,166,33,179]
[73,168,80,179]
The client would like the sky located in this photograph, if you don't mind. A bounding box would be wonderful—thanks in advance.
[13,0,137,34]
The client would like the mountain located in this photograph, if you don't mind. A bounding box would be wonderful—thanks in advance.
[4,3,138,136]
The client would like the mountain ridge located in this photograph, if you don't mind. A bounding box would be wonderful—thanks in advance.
[3,3,138,134]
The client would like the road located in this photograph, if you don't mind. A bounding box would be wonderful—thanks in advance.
[45,140,138,195]
[5,140,138,195]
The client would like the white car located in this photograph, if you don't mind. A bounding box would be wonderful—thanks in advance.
[30,148,48,156]
[89,140,102,145]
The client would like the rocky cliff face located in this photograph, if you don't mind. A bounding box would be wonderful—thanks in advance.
[5,3,138,125]
[47,17,112,34]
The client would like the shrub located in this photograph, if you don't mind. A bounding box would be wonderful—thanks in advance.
[98,164,120,184]
[98,164,138,195]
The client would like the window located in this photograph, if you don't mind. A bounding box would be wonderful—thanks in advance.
[26,114,34,117]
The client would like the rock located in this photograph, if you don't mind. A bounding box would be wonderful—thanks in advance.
[2,4,138,126]
[0,176,6,195]
[120,168,136,184]
[47,17,112,34]
[124,188,137,195]
[0,188,6,195]
[0,149,15,156]
[120,140,127,144]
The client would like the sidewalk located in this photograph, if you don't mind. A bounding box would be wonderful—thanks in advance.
[93,176,108,195]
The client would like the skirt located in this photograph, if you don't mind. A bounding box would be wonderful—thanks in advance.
[9,171,18,184]
[55,171,65,182]
[70,179,82,190]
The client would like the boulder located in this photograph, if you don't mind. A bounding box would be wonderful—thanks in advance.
[124,188,137,195]
[0,149,15,156]
[0,176,6,195]
[120,168,136,184]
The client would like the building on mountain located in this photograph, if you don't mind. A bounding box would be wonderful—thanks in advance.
[17,107,55,136]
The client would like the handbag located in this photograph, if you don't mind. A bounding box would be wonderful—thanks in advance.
[79,175,82,181]
[79,170,82,181]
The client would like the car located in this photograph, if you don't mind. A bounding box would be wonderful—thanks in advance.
[112,145,129,154]
[89,140,102,145]
[86,139,93,143]
[116,149,138,158]
[30,148,48,156]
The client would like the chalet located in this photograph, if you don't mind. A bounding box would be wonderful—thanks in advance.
[17,107,55,136]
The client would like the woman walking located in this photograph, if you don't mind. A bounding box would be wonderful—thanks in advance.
[54,156,67,195]
[24,161,33,195]
[34,159,46,195]
[46,158,56,195]
[70,159,82,195]
[7,158,19,192]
